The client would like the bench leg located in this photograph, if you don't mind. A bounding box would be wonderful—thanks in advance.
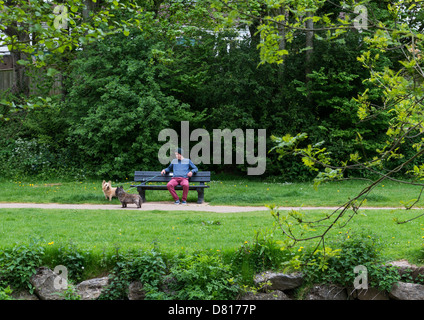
[137,187,146,203]
[197,188,204,204]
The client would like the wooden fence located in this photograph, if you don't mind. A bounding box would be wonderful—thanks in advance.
[0,69,14,92]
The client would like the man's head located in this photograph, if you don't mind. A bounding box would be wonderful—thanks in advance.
[175,148,184,160]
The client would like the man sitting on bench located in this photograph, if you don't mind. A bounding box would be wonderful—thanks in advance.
[161,148,198,205]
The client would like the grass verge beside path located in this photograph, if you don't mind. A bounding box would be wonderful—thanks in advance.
[0,208,275,255]
[1,178,424,207]
[1,207,423,265]
[1,178,424,269]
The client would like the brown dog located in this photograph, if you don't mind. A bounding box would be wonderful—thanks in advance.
[102,180,117,201]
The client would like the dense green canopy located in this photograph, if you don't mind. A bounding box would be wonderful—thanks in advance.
[0,0,423,184]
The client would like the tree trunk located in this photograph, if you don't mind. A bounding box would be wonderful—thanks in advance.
[5,23,31,96]
[276,7,287,53]
[305,11,314,79]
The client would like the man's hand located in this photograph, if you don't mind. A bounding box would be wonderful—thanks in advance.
[161,169,166,175]
[187,171,193,177]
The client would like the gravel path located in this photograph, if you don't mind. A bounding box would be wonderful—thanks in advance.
[0,202,404,212]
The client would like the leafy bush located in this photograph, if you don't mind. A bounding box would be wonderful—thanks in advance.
[0,233,411,300]
[64,31,201,179]
[60,284,82,300]
[0,239,44,292]
[126,248,168,299]
[0,138,53,178]
[300,231,401,291]
[0,240,241,300]
[95,248,240,300]
[0,286,13,300]
[99,247,168,300]
[1,18,391,180]
[53,242,90,283]
[167,252,239,300]
[231,229,289,282]
[0,137,86,180]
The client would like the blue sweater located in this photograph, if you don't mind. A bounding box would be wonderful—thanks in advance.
[164,158,198,178]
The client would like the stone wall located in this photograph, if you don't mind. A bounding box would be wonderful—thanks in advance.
[241,260,424,300]
[10,260,424,300]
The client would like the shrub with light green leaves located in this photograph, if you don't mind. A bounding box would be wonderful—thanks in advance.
[167,252,240,300]
[300,231,401,292]
[0,239,44,293]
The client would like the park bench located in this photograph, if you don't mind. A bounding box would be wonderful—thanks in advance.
[131,171,210,204]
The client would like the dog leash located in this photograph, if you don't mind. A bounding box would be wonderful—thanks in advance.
[129,173,163,188]
[141,173,162,185]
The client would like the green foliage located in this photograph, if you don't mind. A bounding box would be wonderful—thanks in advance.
[99,248,239,300]
[0,138,50,177]
[0,0,147,97]
[2,1,394,181]
[299,231,401,291]
[160,30,300,176]
[0,238,44,292]
[54,242,90,283]
[98,247,135,300]
[167,252,239,300]
[3,0,422,188]
[60,284,81,300]
[0,286,13,300]
[0,229,421,299]
[231,229,289,281]
[0,93,86,180]
[99,246,168,300]
[64,30,201,179]
[0,137,84,180]
[127,248,168,299]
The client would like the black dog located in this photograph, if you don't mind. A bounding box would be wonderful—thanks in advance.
[115,186,142,208]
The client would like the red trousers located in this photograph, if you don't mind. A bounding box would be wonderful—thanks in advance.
[167,177,189,201]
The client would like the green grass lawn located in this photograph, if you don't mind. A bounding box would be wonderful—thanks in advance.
[1,178,424,266]
[1,177,423,207]
[0,208,276,254]
[1,207,424,265]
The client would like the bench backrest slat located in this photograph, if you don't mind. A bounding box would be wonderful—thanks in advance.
[134,171,210,183]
